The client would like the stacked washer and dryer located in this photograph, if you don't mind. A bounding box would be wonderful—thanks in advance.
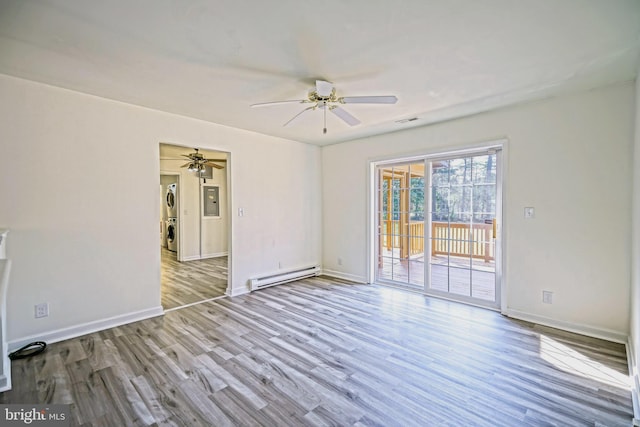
[165,183,178,252]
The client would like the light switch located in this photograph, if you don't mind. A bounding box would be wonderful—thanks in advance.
[238,207,244,217]
[524,207,535,219]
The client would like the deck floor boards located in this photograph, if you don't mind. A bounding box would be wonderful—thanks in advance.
[379,250,497,301]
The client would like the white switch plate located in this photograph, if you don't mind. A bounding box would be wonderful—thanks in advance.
[238,207,244,217]
[542,291,553,304]
[524,207,535,219]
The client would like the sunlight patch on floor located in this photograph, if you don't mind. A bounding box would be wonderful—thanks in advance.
[540,334,630,390]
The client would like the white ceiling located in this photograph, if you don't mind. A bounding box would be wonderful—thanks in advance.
[1,0,638,146]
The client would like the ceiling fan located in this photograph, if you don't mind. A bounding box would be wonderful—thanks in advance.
[180,148,225,171]
[251,80,398,134]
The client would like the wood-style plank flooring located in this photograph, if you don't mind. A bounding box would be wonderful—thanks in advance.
[161,247,228,310]
[1,277,632,426]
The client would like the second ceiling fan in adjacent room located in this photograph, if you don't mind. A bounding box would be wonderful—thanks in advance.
[181,148,225,172]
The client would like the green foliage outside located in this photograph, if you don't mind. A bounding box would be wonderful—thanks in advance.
[381,154,496,224]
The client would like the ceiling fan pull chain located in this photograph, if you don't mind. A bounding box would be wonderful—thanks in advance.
[323,101,327,134]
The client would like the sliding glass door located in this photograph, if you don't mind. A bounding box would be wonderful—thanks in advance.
[375,148,501,308]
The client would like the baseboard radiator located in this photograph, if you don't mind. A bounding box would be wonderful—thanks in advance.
[250,265,320,291]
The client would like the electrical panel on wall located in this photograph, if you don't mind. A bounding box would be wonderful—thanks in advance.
[203,186,220,217]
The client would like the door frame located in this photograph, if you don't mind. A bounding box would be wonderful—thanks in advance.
[367,139,508,312]
[159,143,233,298]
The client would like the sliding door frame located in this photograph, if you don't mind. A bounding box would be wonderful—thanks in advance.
[367,139,507,312]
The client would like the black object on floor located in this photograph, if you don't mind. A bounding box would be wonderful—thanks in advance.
[8,341,46,360]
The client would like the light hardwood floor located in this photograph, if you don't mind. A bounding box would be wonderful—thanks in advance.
[1,276,632,426]
[161,247,228,310]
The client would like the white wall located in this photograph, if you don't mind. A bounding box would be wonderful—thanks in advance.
[630,72,640,412]
[322,82,634,340]
[200,168,228,259]
[0,74,322,345]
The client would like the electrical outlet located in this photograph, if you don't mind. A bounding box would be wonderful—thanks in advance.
[524,207,535,219]
[337,257,343,266]
[35,302,49,318]
[542,291,553,304]
[278,261,282,269]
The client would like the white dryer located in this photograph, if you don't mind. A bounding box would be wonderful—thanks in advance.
[166,183,178,217]
[166,218,178,252]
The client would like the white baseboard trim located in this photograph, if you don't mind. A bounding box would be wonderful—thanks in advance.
[321,269,367,284]
[182,251,228,261]
[7,306,164,352]
[504,308,628,344]
[227,284,250,297]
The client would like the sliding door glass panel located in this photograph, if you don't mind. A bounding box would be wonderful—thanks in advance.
[376,162,425,287]
[409,166,425,286]
[378,171,394,282]
[470,154,497,301]
[429,153,497,303]
[449,267,471,296]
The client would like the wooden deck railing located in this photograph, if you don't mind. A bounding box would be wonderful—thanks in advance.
[382,220,494,261]
[383,221,424,256]
[431,221,494,262]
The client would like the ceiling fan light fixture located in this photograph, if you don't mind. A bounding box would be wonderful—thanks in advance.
[315,80,334,98]
[252,80,398,134]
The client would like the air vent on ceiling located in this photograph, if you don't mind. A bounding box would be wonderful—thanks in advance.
[396,117,419,124]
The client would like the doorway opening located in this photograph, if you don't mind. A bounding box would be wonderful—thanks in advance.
[159,143,231,310]
[373,144,503,309]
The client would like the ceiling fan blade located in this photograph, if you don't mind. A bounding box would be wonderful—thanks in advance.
[205,161,225,169]
[284,106,315,127]
[340,95,398,104]
[180,162,191,168]
[330,106,361,126]
[315,80,334,97]
[250,100,308,108]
